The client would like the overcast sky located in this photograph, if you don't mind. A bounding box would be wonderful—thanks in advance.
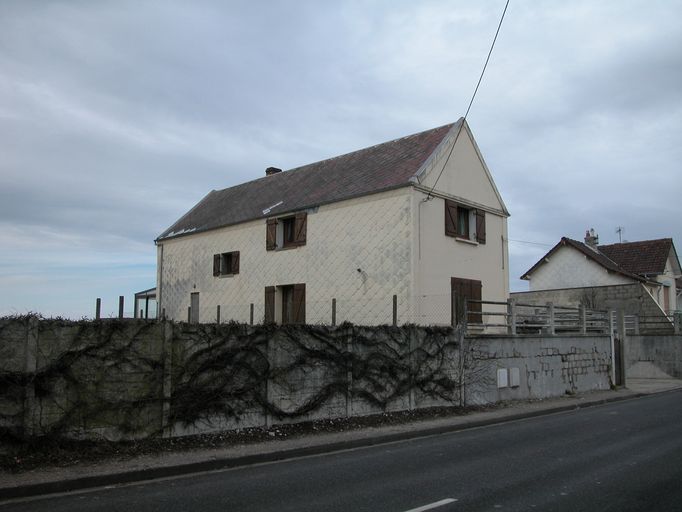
[1,1,680,318]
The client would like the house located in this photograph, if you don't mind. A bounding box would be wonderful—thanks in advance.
[516,231,681,321]
[155,119,510,326]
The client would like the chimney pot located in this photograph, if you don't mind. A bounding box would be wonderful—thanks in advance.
[265,167,282,176]
[584,228,599,248]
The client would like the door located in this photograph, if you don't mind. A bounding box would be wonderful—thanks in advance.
[190,292,200,324]
[451,277,482,326]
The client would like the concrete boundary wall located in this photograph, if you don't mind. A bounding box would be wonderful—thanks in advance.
[626,334,682,379]
[1,317,611,441]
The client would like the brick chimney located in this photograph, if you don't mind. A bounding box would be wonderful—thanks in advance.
[265,167,282,176]
[584,228,599,249]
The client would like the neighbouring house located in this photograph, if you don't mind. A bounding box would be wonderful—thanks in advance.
[515,231,681,324]
[155,119,510,326]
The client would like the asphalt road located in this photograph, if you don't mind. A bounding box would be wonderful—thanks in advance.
[3,390,682,512]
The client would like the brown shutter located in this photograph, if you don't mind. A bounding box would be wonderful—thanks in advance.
[292,283,306,324]
[468,279,482,324]
[213,254,221,276]
[266,218,277,251]
[230,251,240,274]
[444,200,458,237]
[475,210,486,244]
[294,212,307,246]
[264,286,275,323]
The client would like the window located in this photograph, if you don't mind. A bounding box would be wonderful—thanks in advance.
[266,212,307,250]
[264,283,305,324]
[444,199,486,244]
[213,251,240,276]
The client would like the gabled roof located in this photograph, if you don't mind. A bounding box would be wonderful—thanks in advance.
[520,237,647,283]
[598,239,678,276]
[158,121,460,241]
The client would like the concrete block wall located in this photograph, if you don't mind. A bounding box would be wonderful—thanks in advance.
[466,335,612,404]
[626,334,682,379]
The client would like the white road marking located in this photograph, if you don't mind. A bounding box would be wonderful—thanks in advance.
[403,498,458,512]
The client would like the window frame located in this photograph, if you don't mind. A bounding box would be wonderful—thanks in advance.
[213,250,240,277]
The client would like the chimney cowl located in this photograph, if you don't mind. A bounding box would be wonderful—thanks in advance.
[265,167,282,176]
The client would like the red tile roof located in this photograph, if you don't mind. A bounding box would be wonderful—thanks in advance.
[599,239,674,275]
[158,121,459,240]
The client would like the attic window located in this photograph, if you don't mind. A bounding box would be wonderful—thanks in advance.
[213,251,240,276]
[444,199,486,244]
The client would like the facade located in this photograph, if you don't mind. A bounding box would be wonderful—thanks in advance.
[520,233,681,315]
[156,120,510,325]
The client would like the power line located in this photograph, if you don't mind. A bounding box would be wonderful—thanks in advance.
[506,238,553,248]
[427,0,510,199]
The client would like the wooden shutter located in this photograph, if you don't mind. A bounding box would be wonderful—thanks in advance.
[213,254,221,276]
[292,283,306,324]
[230,251,240,274]
[266,218,277,251]
[475,210,486,244]
[468,279,482,324]
[444,200,458,237]
[264,286,275,323]
[294,212,307,246]
[451,277,482,325]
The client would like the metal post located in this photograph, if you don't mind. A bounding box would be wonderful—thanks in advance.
[507,298,517,335]
[187,307,191,323]
[579,304,586,335]
[547,302,555,335]
[250,303,254,325]
[451,295,457,328]
[392,295,397,327]
[216,305,221,324]
[145,296,150,319]
[95,298,101,320]
[609,310,616,385]
[118,296,124,319]
[332,298,337,327]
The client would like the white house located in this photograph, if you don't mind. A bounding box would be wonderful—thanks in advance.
[156,119,510,326]
[520,231,681,315]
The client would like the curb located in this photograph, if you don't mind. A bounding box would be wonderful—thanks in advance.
[0,391,649,501]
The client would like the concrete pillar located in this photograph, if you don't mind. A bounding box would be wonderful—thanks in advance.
[579,304,587,335]
[23,316,39,437]
[507,298,517,335]
[161,321,173,437]
[618,310,627,389]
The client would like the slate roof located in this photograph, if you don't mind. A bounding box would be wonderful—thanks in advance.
[157,121,460,241]
[598,239,676,276]
[520,237,646,282]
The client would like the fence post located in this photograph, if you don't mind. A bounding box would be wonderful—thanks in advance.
[118,296,124,319]
[250,303,254,326]
[507,298,517,335]
[332,298,337,327]
[579,305,587,335]
[392,295,397,327]
[674,312,681,335]
[216,305,221,324]
[609,310,617,385]
[187,307,191,323]
[95,298,101,320]
[451,294,457,328]
[547,302,555,335]
[463,299,469,334]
